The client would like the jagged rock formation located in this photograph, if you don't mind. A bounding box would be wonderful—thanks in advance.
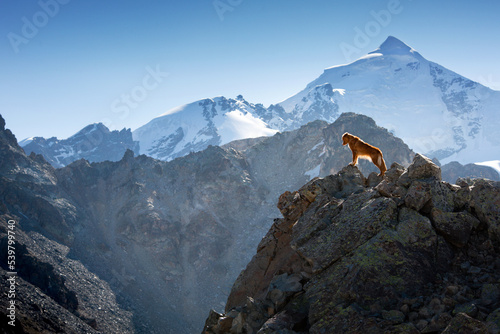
[202,154,500,334]
[21,123,140,168]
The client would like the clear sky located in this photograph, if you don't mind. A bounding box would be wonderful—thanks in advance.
[1,0,499,141]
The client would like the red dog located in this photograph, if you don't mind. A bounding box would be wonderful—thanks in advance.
[342,132,387,176]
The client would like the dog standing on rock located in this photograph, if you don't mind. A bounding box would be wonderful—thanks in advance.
[342,132,387,176]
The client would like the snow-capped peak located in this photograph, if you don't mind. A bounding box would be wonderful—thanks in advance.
[275,36,500,165]
[69,123,110,140]
[133,96,277,161]
[370,36,421,57]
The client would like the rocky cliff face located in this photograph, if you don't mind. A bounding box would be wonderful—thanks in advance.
[202,154,500,334]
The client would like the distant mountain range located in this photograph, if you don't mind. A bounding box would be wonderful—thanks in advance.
[21,36,500,171]
[20,123,139,168]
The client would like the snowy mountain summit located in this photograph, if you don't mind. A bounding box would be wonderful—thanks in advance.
[372,35,423,57]
[135,36,499,164]
[276,36,500,164]
[133,96,277,161]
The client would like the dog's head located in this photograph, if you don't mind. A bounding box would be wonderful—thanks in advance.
[342,132,351,146]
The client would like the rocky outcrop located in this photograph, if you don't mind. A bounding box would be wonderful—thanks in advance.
[202,154,500,334]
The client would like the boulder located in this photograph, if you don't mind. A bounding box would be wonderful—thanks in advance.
[486,308,500,334]
[295,190,398,273]
[405,180,432,211]
[469,179,500,241]
[430,209,480,247]
[407,153,442,181]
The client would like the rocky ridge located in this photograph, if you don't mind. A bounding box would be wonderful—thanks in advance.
[0,216,134,333]
[202,154,500,334]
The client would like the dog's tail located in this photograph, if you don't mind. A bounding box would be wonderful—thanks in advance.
[378,154,387,175]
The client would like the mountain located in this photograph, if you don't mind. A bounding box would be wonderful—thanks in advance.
[20,37,499,170]
[5,36,500,333]
[440,161,500,184]
[1,112,416,333]
[275,36,500,165]
[202,154,500,333]
[20,123,140,168]
[132,36,500,166]
[132,95,277,161]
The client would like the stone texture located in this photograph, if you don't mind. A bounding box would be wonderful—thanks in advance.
[469,179,500,241]
[408,153,442,181]
[486,308,500,334]
[294,187,398,273]
[405,180,432,211]
[430,209,480,247]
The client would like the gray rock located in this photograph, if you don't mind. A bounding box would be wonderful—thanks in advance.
[408,153,442,181]
[430,209,479,247]
[469,179,500,241]
[405,180,432,211]
[486,308,500,334]
[382,310,405,324]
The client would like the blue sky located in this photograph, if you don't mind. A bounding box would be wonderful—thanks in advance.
[1,0,499,140]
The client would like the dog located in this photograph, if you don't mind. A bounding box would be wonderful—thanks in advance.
[342,132,387,176]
